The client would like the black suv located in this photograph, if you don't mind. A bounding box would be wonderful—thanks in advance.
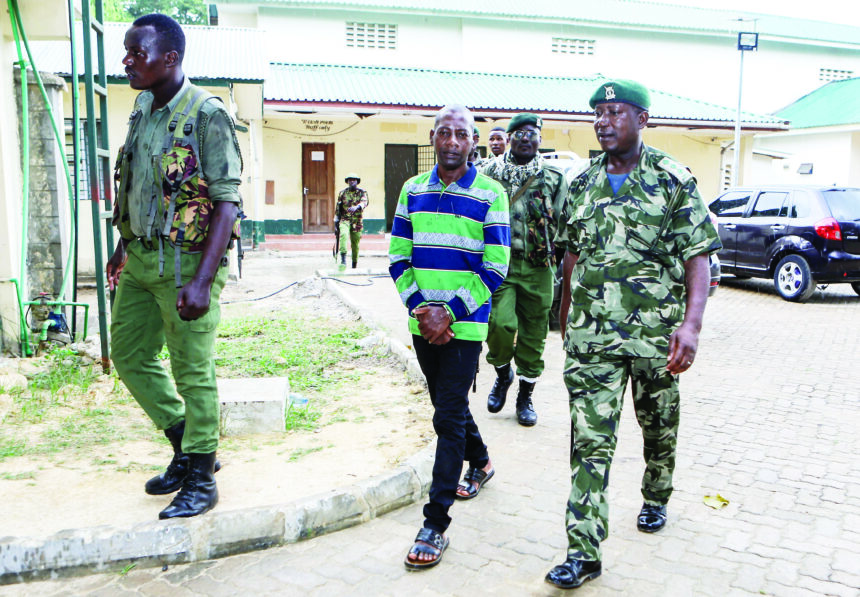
[708,186,860,301]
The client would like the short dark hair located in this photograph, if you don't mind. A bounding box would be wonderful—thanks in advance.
[490,126,505,133]
[133,13,186,63]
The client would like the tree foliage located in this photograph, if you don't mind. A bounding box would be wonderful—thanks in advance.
[103,0,208,25]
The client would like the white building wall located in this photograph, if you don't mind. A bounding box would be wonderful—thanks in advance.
[220,4,860,115]
[752,129,856,186]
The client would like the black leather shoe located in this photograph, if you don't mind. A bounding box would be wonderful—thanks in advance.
[515,380,537,426]
[487,364,514,413]
[159,452,219,519]
[145,421,221,495]
[545,558,601,589]
[637,503,668,533]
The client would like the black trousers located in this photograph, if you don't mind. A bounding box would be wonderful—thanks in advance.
[413,335,489,534]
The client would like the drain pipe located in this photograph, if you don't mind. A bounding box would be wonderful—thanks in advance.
[7,0,32,356]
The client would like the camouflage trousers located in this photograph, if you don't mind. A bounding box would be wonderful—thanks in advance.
[563,352,680,561]
[338,220,362,263]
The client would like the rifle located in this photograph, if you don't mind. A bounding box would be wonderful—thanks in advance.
[332,217,340,259]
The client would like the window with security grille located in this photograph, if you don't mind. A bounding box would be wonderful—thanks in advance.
[417,145,436,172]
[819,68,853,82]
[552,37,595,55]
[346,22,397,49]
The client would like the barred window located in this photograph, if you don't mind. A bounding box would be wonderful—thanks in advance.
[346,22,397,50]
[552,37,595,55]
[819,68,853,82]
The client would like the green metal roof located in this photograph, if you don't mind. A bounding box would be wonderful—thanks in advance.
[266,63,786,129]
[221,0,860,47]
[775,78,860,129]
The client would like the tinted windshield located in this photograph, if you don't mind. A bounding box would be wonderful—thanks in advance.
[822,190,860,221]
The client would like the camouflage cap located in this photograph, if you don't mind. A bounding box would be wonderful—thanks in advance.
[345,173,361,183]
[506,113,543,133]
[589,79,651,111]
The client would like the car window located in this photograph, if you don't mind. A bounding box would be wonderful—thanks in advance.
[709,191,752,217]
[750,192,789,218]
[822,190,860,221]
[790,193,813,218]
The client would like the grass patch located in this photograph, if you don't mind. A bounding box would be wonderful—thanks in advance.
[214,311,373,393]
[288,446,327,462]
[0,471,35,481]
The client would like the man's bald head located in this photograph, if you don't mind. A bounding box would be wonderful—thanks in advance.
[434,104,475,131]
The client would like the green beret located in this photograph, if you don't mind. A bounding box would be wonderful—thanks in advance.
[506,113,543,133]
[589,79,650,111]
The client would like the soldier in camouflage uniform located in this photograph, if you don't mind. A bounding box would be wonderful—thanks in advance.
[335,174,369,268]
[106,14,242,520]
[545,80,721,590]
[480,113,567,426]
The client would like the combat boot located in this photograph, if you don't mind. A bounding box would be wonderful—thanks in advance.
[352,258,358,269]
[516,380,538,427]
[340,253,347,266]
[145,421,189,495]
[487,363,514,413]
[159,452,219,519]
[145,420,220,495]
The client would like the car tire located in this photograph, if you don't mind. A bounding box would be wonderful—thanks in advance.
[773,255,816,302]
[852,282,860,297]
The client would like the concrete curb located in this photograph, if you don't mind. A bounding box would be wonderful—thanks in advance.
[0,277,432,585]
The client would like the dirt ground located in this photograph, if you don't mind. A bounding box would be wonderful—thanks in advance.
[0,251,434,538]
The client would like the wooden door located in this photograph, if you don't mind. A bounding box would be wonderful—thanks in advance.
[302,143,334,232]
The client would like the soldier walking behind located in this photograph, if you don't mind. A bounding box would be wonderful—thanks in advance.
[107,14,243,519]
[390,104,510,569]
[480,113,567,426]
[335,173,369,268]
[546,80,721,589]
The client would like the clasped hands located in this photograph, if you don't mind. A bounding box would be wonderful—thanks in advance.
[413,305,454,345]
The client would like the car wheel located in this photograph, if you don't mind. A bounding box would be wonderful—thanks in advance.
[852,282,860,297]
[773,255,816,302]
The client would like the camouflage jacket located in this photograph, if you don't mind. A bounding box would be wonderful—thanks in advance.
[480,160,567,268]
[336,187,369,232]
[114,81,242,251]
[555,145,722,358]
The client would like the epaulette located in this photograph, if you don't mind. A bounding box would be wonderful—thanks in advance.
[656,154,694,185]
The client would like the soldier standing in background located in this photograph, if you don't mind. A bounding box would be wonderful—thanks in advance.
[487,126,507,158]
[335,174,369,268]
[545,80,721,590]
[480,113,567,426]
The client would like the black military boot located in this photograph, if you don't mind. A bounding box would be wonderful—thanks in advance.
[159,452,219,519]
[145,421,188,495]
[516,380,538,427]
[352,258,358,269]
[340,253,347,266]
[145,421,220,495]
[487,363,514,413]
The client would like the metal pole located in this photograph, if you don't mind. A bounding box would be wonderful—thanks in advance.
[732,48,744,187]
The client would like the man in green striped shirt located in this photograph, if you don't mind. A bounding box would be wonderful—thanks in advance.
[391,104,510,570]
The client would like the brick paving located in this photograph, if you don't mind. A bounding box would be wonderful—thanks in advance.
[8,258,860,596]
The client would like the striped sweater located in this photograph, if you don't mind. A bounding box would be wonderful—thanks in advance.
[389,164,511,341]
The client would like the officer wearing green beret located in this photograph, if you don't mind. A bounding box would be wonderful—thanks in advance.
[480,112,567,426]
[545,80,721,589]
[335,173,369,268]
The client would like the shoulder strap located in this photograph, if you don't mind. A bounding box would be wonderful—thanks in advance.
[511,174,538,204]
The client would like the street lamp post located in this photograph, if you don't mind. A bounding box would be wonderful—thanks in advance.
[732,30,758,187]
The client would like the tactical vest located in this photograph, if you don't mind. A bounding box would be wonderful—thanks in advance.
[113,85,242,286]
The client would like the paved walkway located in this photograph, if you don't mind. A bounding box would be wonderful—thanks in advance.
[8,256,860,596]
